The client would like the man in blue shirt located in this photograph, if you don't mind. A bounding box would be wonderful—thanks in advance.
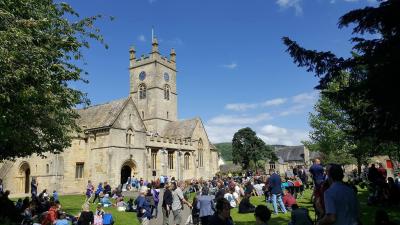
[318,164,359,225]
[268,170,287,215]
[309,159,325,189]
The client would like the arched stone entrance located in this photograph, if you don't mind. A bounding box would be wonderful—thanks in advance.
[120,160,137,184]
[19,162,30,194]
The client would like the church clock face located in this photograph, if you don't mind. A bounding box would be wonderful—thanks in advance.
[164,72,170,82]
[139,71,146,81]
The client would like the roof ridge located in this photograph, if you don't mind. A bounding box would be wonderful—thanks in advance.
[78,97,128,110]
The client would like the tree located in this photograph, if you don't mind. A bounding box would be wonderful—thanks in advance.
[283,0,400,146]
[0,0,109,160]
[232,127,275,170]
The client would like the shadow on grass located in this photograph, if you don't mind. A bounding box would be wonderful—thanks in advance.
[236,216,289,225]
[357,188,400,225]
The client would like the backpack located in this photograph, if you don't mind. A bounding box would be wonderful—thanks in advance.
[102,213,114,225]
[93,214,103,225]
[152,189,160,203]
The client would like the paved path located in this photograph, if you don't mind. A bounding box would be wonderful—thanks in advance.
[122,190,192,225]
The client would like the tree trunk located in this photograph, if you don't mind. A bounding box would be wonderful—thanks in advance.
[357,157,362,176]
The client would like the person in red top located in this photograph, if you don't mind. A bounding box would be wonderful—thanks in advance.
[283,189,297,211]
[378,163,387,182]
[41,201,58,225]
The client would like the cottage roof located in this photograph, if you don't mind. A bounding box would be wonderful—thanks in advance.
[161,118,199,138]
[76,98,128,130]
[275,145,305,162]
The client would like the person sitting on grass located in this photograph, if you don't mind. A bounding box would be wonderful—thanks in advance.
[100,194,112,207]
[125,198,136,212]
[238,194,255,214]
[254,205,271,225]
[55,212,70,225]
[289,204,313,225]
[77,203,94,225]
[283,189,297,211]
[116,197,127,212]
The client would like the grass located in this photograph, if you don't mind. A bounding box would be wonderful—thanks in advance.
[19,187,399,225]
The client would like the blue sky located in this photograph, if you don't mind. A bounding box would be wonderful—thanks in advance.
[68,0,377,145]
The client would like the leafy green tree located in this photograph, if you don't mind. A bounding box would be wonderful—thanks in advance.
[0,0,109,160]
[232,127,275,170]
[283,0,400,146]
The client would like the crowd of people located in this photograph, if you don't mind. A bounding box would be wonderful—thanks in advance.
[0,159,399,225]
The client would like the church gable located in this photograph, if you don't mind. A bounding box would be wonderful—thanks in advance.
[190,118,214,150]
[111,98,146,132]
[76,98,127,130]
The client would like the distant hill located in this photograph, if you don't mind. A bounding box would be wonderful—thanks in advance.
[214,142,288,161]
[214,142,233,161]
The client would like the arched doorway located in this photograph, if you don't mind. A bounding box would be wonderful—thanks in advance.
[19,162,30,194]
[120,160,136,184]
[121,165,131,184]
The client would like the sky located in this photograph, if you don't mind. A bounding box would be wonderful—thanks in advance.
[67,0,377,145]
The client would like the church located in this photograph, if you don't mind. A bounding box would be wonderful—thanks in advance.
[0,39,220,195]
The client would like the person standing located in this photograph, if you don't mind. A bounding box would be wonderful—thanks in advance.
[268,169,287,215]
[93,182,103,203]
[171,181,192,225]
[31,177,38,198]
[135,186,152,225]
[85,180,94,202]
[318,164,359,225]
[197,187,215,225]
[309,159,324,191]
[162,183,173,225]
[0,178,4,194]
[208,198,234,225]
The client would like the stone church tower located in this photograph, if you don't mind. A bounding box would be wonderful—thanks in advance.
[129,38,177,133]
[0,38,220,196]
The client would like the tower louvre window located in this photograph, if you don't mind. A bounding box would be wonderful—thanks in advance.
[139,83,146,99]
[164,84,170,100]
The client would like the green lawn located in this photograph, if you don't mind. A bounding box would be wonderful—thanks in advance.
[52,187,399,225]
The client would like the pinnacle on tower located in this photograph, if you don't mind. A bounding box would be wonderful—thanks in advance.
[170,48,176,62]
[152,37,159,53]
[129,45,136,67]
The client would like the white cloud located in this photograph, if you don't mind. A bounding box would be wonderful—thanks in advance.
[208,113,272,126]
[276,0,303,16]
[205,125,242,143]
[225,103,258,111]
[262,98,287,107]
[259,124,309,145]
[292,91,318,104]
[222,63,238,69]
[138,34,146,42]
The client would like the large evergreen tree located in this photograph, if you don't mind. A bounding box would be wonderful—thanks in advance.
[0,0,108,160]
[232,127,275,170]
[283,0,400,146]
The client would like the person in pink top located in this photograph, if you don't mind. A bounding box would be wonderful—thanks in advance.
[283,189,297,211]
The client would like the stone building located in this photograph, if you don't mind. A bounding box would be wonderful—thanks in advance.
[0,39,219,195]
[265,145,319,175]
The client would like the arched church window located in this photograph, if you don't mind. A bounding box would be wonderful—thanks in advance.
[126,129,134,145]
[184,153,190,170]
[198,139,204,167]
[139,83,146,99]
[164,84,170,100]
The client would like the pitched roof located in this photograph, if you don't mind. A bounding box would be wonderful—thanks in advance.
[161,118,199,138]
[76,98,128,130]
[275,145,305,162]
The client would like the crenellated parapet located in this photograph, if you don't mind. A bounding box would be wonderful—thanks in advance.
[129,38,176,71]
[146,133,196,150]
